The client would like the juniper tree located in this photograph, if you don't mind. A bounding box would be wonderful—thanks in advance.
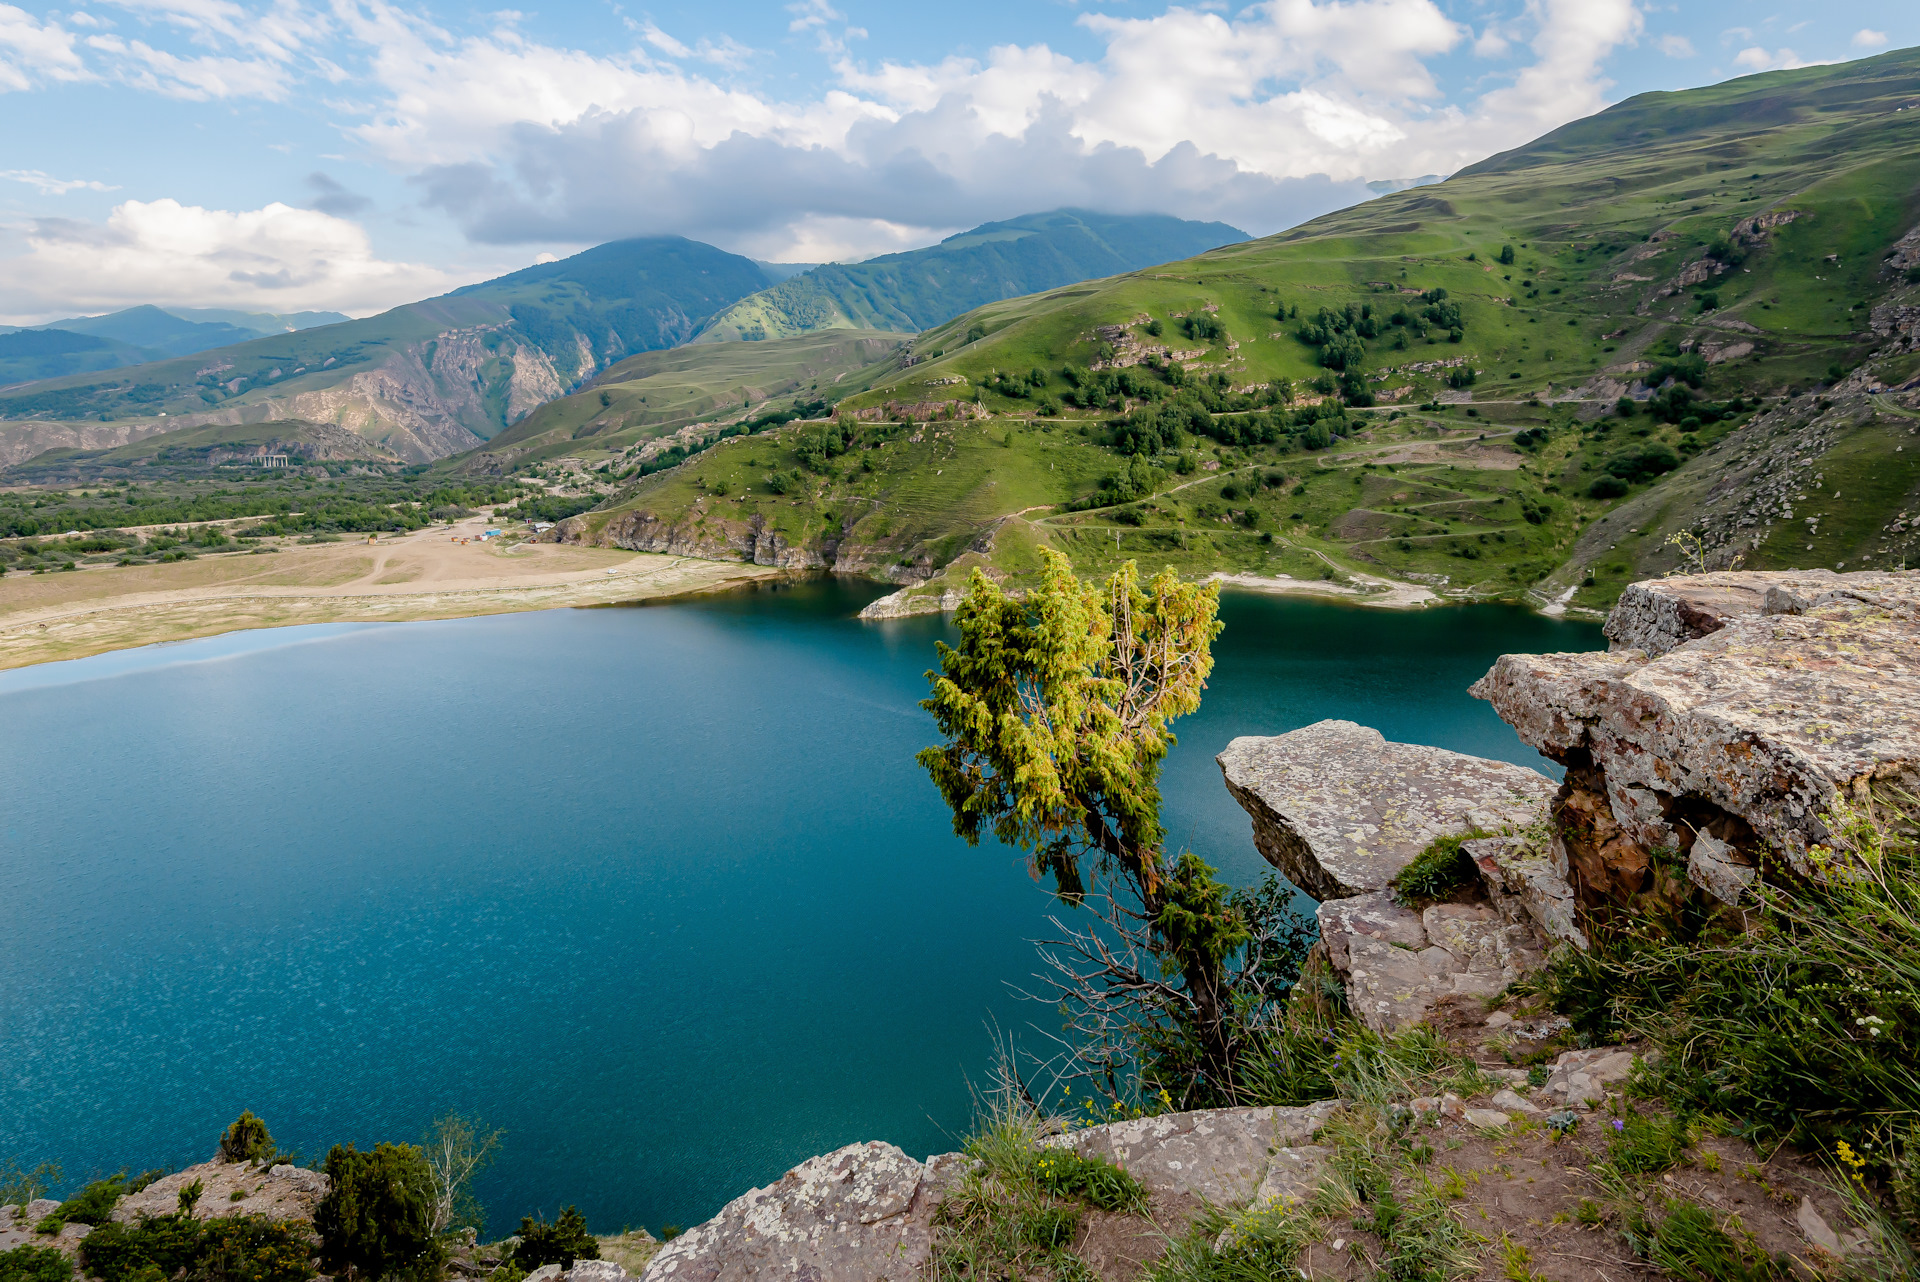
[918,550,1252,1095]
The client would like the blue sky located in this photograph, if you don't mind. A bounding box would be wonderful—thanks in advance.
[0,0,1914,322]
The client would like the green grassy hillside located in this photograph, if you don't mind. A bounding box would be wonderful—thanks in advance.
[694,210,1246,343]
[0,239,772,461]
[452,330,911,474]
[564,50,1920,611]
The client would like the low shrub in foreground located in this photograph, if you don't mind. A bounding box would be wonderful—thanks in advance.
[314,1143,443,1282]
[512,1207,598,1270]
[81,1213,314,1282]
[0,1246,71,1282]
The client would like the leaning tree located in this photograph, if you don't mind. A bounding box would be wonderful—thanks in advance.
[918,549,1265,1101]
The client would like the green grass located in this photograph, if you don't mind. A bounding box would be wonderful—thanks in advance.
[457,330,912,472]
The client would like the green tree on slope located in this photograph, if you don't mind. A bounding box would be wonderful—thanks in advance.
[918,550,1251,1092]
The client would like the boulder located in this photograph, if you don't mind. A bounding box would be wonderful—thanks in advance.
[569,1262,630,1282]
[1473,570,1920,886]
[1041,1102,1338,1207]
[641,1141,937,1282]
[1218,720,1556,899]
[1317,893,1545,1032]
[113,1160,328,1225]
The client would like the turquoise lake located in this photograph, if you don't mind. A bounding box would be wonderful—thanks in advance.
[0,581,1599,1234]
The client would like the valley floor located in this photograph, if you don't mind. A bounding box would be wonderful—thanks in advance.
[0,511,779,671]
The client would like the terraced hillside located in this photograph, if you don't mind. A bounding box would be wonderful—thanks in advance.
[0,239,773,462]
[560,50,1920,613]
[694,210,1246,343]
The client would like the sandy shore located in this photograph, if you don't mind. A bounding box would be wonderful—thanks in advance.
[0,513,780,671]
[1208,570,1440,609]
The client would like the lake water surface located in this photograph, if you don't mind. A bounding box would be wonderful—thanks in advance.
[0,582,1598,1234]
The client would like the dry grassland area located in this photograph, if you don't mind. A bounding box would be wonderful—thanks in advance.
[0,512,778,671]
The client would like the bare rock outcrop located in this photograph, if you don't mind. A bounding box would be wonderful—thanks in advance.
[1217,720,1556,900]
[1474,569,1920,897]
[1040,1102,1337,1206]
[1315,893,1546,1032]
[113,1160,328,1224]
[640,1142,943,1282]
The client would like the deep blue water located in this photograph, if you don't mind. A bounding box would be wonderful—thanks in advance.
[0,582,1599,1234]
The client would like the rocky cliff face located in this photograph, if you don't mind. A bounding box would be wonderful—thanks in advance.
[1474,569,1919,902]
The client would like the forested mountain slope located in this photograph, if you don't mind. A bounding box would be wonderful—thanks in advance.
[693,210,1246,343]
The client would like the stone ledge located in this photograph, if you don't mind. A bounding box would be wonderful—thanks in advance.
[1217,720,1555,900]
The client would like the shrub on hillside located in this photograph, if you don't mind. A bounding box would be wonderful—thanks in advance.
[313,1144,442,1282]
[0,1247,73,1282]
[1588,476,1629,499]
[220,1112,275,1165]
[512,1208,598,1270]
[81,1213,313,1282]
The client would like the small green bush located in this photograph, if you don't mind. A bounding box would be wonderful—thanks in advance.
[1026,1150,1147,1214]
[1588,475,1629,499]
[1389,831,1487,906]
[46,1173,137,1228]
[0,1246,72,1282]
[1604,1110,1691,1175]
[1015,1206,1080,1250]
[512,1207,598,1270]
[313,1143,443,1282]
[220,1113,275,1166]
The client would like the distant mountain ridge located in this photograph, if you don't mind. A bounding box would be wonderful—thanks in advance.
[0,306,354,385]
[693,209,1248,343]
[0,238,774,461]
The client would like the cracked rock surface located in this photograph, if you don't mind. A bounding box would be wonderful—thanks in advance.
[1318,893,1545,1032]
[642,1142,939,1282]
[1217,720,1556,899]
[1042,1103,1338,1206]
[1474,569,1920,881]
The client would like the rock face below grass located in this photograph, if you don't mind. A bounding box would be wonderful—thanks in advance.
[1315,893,1547,1033]
[1040,1102,1339,1206]
[1216,720,1556,900]
[1474,568,1920,896]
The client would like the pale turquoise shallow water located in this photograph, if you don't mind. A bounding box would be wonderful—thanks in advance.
[0,581,1598,1233]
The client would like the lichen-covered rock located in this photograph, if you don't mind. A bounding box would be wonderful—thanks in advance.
[1474,570,1920,884]
[1318,893,1544,1031]
[641,1142,936,1282]
[1217,720,1556,899]
[1040,1103,1338,1207]
[112,1161,328,1224]
[1464,836,1587,949]
[1605,571,1863,656]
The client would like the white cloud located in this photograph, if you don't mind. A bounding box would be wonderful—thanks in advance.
[0,198,455,320]
[1733,46,1822,73]
[1657,34,1694,58]
[0,4,93,91]
[0,169,119,195]
[1853,29,1889,50]
[348,0,1648,260]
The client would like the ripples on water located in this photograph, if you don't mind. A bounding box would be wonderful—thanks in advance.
[0,580,1598,1231]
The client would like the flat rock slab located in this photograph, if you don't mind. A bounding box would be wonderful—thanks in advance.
[1474,570,1920,872]
[1604,569,1917,658]
[1218,720,1555,899]
[113,1161,327,1225]
[1040,1102,1337,1207]
[642,1142,936,1282]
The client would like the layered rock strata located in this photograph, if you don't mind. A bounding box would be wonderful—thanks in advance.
[1474,569,1920,898]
